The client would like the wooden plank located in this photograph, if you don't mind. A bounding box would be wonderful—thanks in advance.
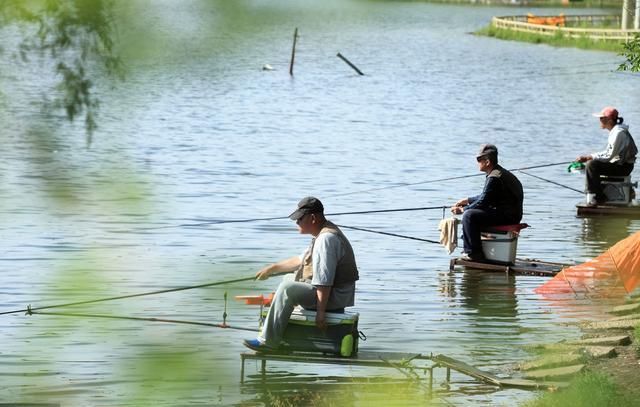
[432,354,500,385]
[582,346,617,359]
[525,344,618,359]
[567,335,631,347]
[498,378,569,390]
[524,364,585,379]
[241,350,428,369]
[609,313,640,321]
[519,354,583,371]
[243,351,564,390]
[611,303,640,315]
[583,319,640,330]
[451,258,564,276]
[576,204,640,218]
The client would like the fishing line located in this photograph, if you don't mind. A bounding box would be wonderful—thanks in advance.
[518,170,584,194]
[28,310,258,332]
[0,274,264,317]
[140,161,571,231]
[327,161,572,198]
[337,224,440,244]
[181,206,449,228]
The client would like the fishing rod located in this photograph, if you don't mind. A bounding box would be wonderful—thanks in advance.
[0,274,270,317]
[327,161,573,198]
[517,170,584,194]
[181,205,449,228]
[337,224,440,244]
[28,310,258,332]
[144,161,571,230]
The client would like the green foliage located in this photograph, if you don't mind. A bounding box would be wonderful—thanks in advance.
[0,0,123,141]
[524,370,632,407]
[618,34,640,72]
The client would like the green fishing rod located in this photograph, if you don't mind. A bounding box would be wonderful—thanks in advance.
[0,273,275,317]
[28,310,259,332]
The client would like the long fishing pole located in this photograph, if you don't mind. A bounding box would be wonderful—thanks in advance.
[0,274,271,317]
[337,224,440,244]
[28,310,258,332]
[145,161,571,230]
[518,170,583,194]
[327,161,572,198]
[181,205,449,228]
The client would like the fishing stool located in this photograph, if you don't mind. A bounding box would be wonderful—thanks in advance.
[600,175,636,205]
[480,223,529,265]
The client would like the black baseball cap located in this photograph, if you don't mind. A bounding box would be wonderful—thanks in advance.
[289,196,324,220]
[476,143,498,159]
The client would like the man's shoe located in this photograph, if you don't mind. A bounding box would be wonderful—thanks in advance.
[461,252,485,262]
[460,253,473,261]
[243,338,275,353]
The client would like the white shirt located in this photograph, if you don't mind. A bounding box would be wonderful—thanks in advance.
[592,124,635,164]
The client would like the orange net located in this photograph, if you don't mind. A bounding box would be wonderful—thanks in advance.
[535,231,640,298]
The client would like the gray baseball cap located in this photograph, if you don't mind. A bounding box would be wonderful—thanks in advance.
[476,143,498,159]
[288,196,324,220]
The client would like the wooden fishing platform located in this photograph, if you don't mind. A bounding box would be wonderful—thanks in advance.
[576,203,640,218]
[240,350,562,390]
[449,258,566,276]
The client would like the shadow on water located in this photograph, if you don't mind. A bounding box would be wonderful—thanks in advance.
[457,270,518,319]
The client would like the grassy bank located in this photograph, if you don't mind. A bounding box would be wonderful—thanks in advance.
[476,25,624,52]
[523,370,634,407]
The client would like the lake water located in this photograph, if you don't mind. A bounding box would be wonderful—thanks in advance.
[1,1,639,405]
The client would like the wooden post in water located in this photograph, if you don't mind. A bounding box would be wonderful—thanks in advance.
[289,27,298,76]
[337,52,364,76]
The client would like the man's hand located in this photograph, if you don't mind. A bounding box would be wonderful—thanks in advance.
[315,310,327,331]
[454,198,468,207]
[255,266,272,280]
[575,155,592,163]
[451,205,464,215]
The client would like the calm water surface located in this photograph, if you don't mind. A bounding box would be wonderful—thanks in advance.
[1,1,639,405]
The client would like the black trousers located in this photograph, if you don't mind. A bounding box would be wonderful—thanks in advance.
[461,208,520,256]
[585,160,634,198]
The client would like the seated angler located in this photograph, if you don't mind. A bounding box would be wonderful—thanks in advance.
[575,107,637,206]
[243,197,359,352]
[451,144,524,261]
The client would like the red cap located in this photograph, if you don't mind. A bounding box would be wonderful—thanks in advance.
[592,106,618,120]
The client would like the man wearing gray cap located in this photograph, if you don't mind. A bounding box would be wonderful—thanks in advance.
[243,197,359,352]
[451,144,524,261]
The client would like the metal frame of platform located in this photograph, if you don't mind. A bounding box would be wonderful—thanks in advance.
[240,351,560,390]
[449,258,566,276]
[576,204,640,218]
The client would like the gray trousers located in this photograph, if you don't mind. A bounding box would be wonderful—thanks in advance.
[259,274,328,347]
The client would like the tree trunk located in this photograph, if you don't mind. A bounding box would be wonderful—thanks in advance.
[622,0,630,29]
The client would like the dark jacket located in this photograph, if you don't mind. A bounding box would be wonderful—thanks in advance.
[466,165,524,221]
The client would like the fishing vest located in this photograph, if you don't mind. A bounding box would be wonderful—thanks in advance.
[294,221,359,286]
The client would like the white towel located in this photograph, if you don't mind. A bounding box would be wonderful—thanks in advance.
[438,217,458,255]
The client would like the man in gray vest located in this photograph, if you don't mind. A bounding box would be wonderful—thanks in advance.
[243,196,359,352]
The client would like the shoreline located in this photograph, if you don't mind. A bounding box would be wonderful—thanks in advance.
[521,299,640,406]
